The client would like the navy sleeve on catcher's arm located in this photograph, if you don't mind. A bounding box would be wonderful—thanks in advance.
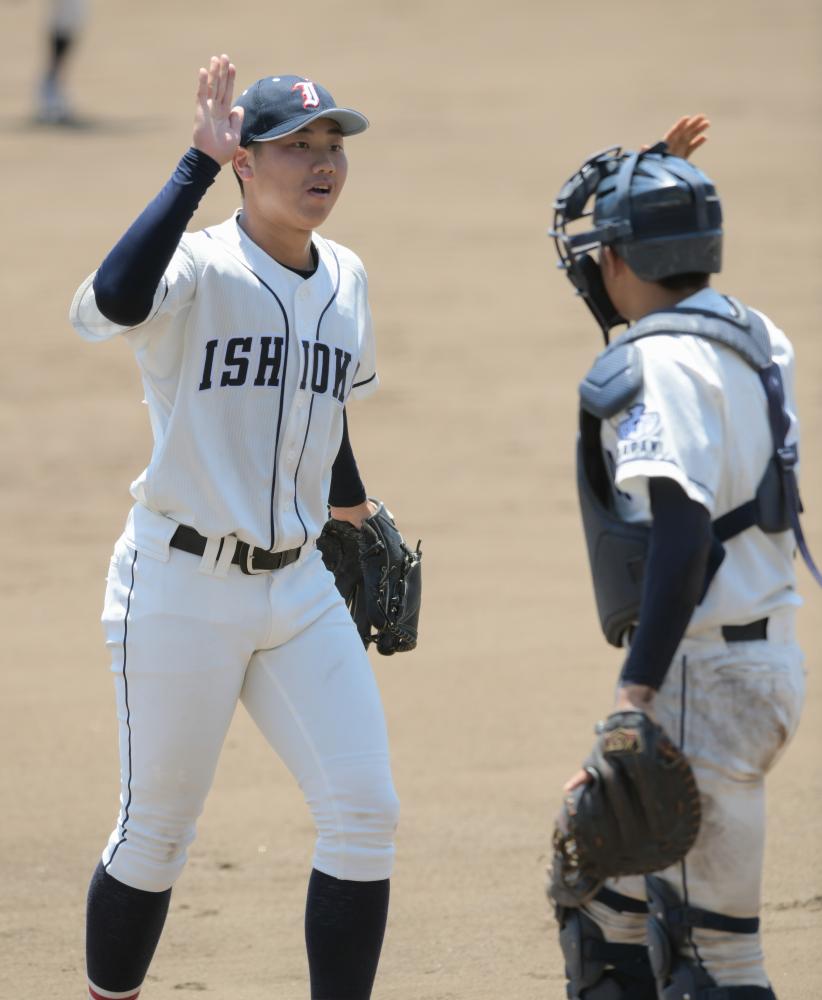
[93,147,220,327]
[329,409,367,508]
[621,478,712,690]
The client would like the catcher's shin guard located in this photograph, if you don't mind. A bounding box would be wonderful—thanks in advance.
[645,876,775,1000]
[557,906,656,999]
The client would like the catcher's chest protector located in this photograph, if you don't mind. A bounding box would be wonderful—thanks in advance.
[577,298,807,647]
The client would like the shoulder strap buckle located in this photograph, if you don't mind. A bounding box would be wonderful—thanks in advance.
[776,443,798,471]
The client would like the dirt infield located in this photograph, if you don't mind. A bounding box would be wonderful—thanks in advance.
[2,1,820,996]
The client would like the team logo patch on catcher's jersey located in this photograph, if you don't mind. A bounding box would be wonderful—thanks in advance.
[616,403,660,440]
[615,403,663,460]
[292,81,320,108]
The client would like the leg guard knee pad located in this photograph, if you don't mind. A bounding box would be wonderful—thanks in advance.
[557,906,656,999]
[645,876,774,1000]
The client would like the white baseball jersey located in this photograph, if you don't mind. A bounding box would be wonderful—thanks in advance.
[600,288,801,633]
[70,214,378,552]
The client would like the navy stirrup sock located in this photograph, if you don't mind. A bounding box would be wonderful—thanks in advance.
[305,868,389,1000]
[86,861,172,995]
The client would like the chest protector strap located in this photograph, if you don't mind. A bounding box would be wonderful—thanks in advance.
[578,297,821,648]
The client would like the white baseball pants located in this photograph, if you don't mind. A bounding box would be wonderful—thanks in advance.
[585,615,805,988]
[98,533,399,893]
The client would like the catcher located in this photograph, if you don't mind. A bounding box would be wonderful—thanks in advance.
[546,116,816,999]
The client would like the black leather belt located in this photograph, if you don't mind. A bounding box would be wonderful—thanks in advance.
[721,617,768,642]
[170,525,301,574]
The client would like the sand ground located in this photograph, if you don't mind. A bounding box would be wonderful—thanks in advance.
[1,1,820,996]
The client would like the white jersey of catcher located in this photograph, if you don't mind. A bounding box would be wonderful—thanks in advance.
[70,214,378,552]
[600,288,801,633]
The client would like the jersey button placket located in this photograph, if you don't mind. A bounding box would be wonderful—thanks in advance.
[290,288,312,465]
[282,285,315,538]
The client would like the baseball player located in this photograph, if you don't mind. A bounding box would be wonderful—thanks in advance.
[35,0,89,124]
[70,56,404,1000]
[548,127,818,999]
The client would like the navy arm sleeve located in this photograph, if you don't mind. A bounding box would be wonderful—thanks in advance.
[92,147,221,326]
[329,410,367,508]
[620,478,712,690]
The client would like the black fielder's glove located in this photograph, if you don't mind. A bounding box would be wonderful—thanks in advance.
[316,500,422,655]
[547,711,701,909]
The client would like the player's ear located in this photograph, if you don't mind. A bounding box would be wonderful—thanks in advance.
[600,246,617,278]
[601,246,628,280]
[233,145,254,183]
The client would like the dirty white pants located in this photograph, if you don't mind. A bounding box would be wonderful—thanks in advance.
[586,615,804,988]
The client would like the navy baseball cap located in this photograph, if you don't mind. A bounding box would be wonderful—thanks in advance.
[236,75,369,146]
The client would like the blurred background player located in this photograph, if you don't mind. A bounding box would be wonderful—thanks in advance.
[35,0,88,124]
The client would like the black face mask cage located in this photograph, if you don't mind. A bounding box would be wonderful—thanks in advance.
[551,145,632,345]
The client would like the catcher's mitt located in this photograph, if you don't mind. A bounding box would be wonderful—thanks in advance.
[316,500,422,655]
[548,711,701,909]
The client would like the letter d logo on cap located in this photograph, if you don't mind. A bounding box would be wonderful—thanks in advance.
[292,81,320,108]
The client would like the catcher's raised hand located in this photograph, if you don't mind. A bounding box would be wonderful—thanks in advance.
[663,114,710,159]
[641,114,710,160]
[193,54,244,165]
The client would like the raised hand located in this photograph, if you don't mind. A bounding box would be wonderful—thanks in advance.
[192,54,244,165]
[660,114,710,159]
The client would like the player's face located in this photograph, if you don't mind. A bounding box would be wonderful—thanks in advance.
[244,119,348,231]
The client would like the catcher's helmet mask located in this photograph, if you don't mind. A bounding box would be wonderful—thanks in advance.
[551,143,723,343]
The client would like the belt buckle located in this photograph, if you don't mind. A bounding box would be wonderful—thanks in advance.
[237,541,269,575]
